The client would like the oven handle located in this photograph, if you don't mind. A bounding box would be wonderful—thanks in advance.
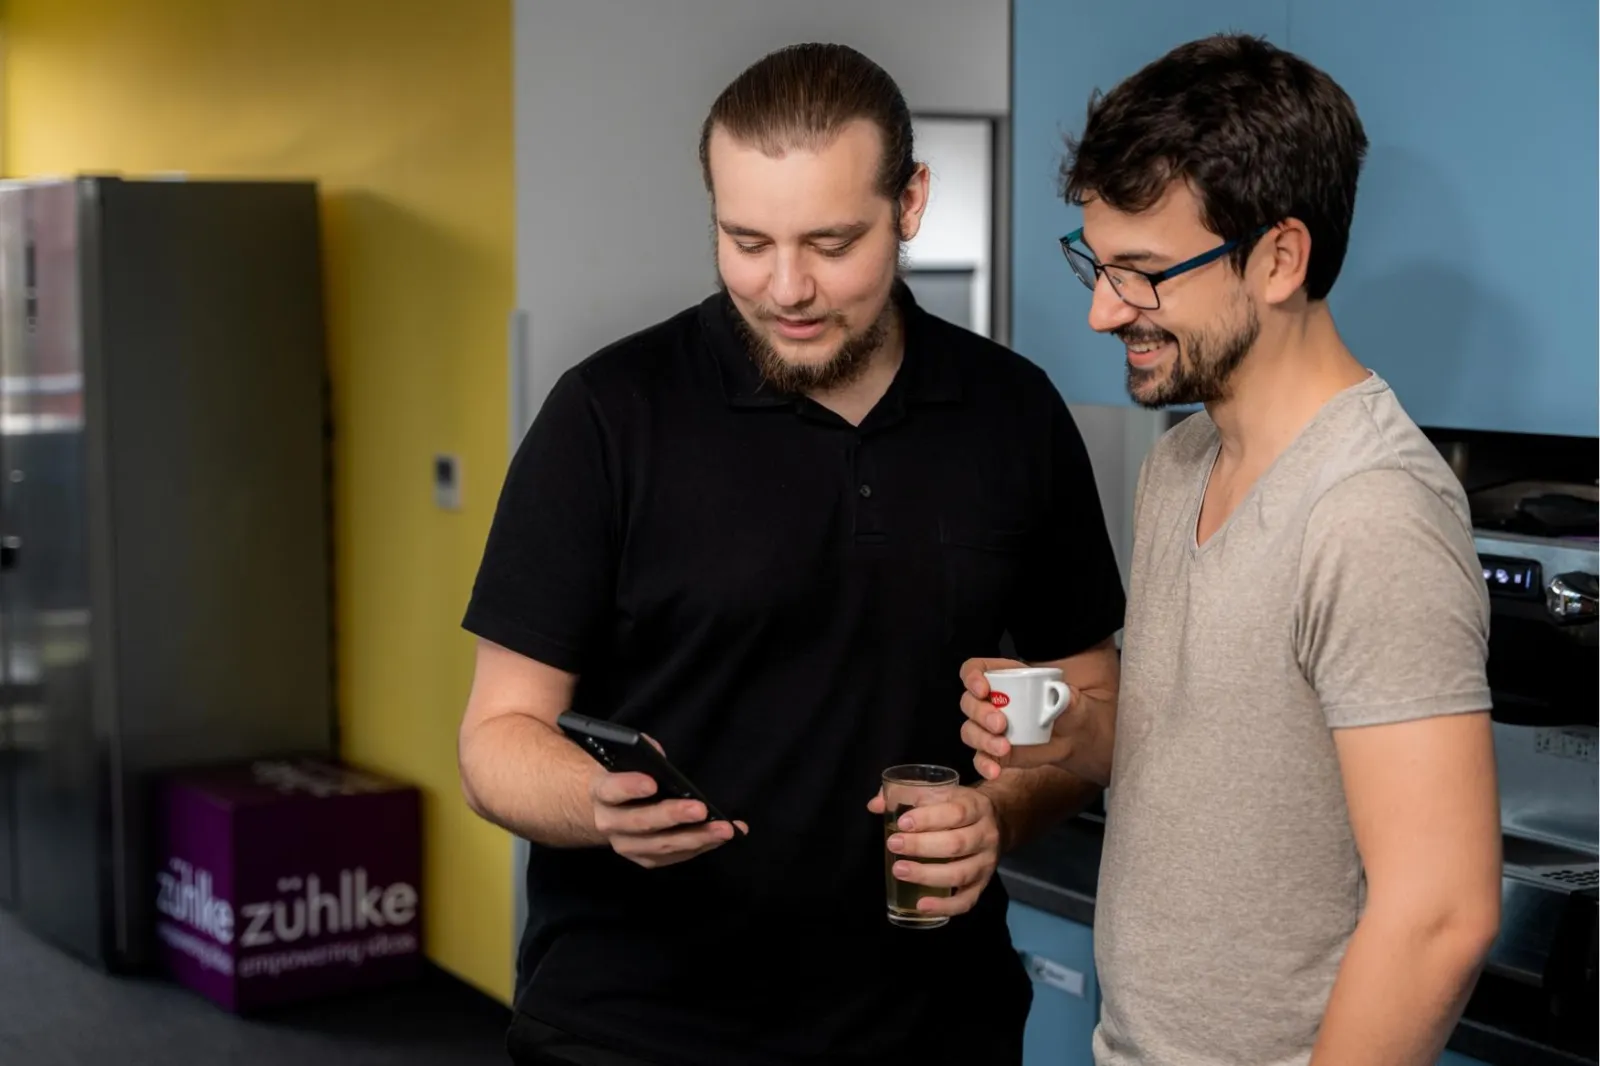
[1547,572,1598,624]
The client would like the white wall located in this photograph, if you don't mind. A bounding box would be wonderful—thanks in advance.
[906,117,993,336]
[1064,403,1167,591]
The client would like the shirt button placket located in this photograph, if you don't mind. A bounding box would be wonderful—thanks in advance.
[853,436,883,540]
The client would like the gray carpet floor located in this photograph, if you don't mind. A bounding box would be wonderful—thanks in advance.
[0,908,512,1065]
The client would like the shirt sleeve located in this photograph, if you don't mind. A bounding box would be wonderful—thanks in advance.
[1008,392,1129,662]
[461,367,617,674]
[1295,468,1491,729]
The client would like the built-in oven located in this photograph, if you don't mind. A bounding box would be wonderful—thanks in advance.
[1467,478,1596,1062]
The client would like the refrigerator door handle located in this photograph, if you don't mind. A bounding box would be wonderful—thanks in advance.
[0,535,19,571]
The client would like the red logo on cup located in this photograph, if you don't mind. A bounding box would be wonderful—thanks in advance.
[990,692,1010,708]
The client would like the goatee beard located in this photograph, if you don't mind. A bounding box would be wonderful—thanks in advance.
[731,300,893,395]
[1121,301,1259,409]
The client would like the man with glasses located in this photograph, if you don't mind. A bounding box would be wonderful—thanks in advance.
[958,33,1500,1066]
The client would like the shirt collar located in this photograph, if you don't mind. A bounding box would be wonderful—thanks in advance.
[699,280,964,409]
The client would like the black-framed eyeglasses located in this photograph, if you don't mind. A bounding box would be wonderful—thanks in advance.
[1058,225,1270,311]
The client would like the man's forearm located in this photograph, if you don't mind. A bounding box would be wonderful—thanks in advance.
[460,713,607,848]
[1025,646,1119,788]
[1309,903,1494,1066]
[978,763,1101,854]
[1060,686,1117,787]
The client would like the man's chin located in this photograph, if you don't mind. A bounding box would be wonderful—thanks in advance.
[1126,366,1170,408]
[767,347,839,371]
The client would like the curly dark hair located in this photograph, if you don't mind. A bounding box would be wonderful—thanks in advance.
[1061,33,1368,301]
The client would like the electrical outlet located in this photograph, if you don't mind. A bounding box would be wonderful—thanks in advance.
[433,454,461,511]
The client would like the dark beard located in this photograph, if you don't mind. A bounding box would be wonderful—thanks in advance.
[1120,301,1259,409]
[730,298,893,395]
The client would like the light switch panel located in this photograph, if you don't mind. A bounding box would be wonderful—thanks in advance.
[433,454,462,511]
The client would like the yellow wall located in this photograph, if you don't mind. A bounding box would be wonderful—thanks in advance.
[2,0,516,1001]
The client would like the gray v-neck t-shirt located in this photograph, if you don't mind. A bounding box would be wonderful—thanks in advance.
[1093,373,1491,1066]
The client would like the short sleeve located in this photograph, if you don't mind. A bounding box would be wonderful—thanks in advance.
[1008,393,1128,662]
[1295,469,1491,729]
[461,368,617,674]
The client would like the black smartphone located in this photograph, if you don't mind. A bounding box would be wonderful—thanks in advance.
[556,711,740,828]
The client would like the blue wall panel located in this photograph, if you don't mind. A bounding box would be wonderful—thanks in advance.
[1012,0,1598,437]
[1291,0,1597,436]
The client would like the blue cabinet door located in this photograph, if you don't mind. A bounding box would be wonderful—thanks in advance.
[1008,902,1099,1066]
[1290,0,1598,437]
[1011,0,1289,407]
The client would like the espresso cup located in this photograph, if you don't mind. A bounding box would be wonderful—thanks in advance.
[983,667,1071,746]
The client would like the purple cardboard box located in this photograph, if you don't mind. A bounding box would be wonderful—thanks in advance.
[155,757,423,1013]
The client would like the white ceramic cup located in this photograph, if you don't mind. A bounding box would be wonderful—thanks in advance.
[983,667,1071,746]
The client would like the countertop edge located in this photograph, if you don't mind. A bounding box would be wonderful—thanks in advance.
[998,867,1095,929]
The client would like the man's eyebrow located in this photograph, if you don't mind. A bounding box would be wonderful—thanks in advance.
[718,221,870,240]
[1104,248,1163,266]
[801,222,870,240]
[1080,232,1163,267]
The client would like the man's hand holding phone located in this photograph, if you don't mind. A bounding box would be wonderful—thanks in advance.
[588,745,747,869]
[569,726,748,870]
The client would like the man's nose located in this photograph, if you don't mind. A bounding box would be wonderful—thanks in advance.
[1086,274,1139,334]
[769,252,815,310]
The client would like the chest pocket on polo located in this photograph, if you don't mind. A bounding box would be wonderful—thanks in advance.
[938,518,1029,650]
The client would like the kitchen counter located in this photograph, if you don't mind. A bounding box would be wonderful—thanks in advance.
[996,817,1596,1066]
[996,814,1101,927]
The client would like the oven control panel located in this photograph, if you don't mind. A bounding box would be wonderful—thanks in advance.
[1479,554,1542,599]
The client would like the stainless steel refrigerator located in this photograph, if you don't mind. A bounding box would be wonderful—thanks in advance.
[0,177,335,971]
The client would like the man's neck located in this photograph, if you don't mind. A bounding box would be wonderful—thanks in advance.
[809,306,905,426]
[1206,303,1368,468]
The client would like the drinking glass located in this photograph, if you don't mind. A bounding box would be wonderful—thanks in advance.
[882,764,959,929]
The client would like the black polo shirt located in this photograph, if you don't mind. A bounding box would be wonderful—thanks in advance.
[463,284,1125,1066]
